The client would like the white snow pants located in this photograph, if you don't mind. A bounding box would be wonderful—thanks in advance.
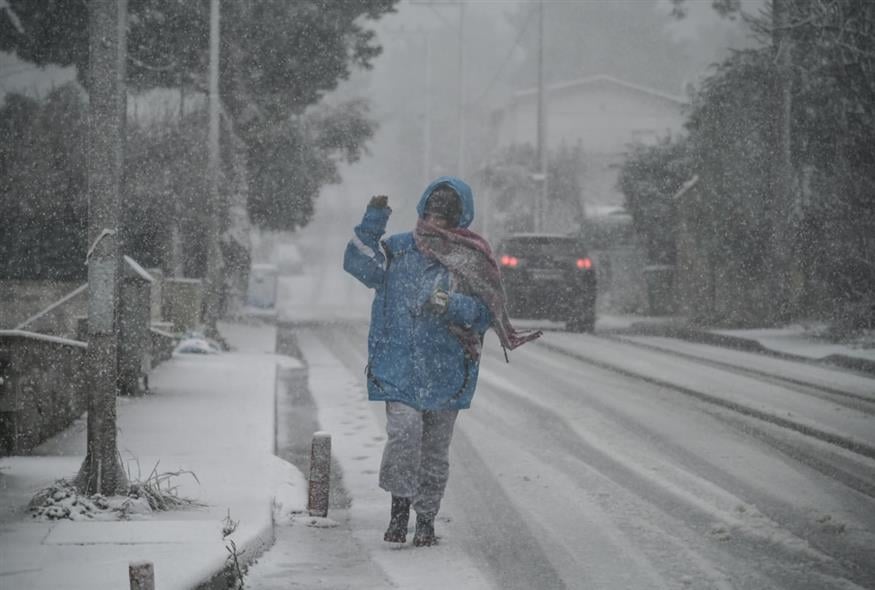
[379,401,459,517]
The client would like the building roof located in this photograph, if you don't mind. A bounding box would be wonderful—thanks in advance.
[512,74,687,106]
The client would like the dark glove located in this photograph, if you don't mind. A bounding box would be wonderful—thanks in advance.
[369,195,389,209]
[425,289,449,315]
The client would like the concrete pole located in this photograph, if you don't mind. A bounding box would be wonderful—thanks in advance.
[456,1,466,178]
[75,0,129,496]
[769,0,797,322]
[203,0,224,334]
[129,561,155,590]
[423,32,433,186]
[536,0,548,232]
[308,431,332,517]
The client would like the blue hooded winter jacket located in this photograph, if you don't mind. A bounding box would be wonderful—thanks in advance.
[343,176,493,411]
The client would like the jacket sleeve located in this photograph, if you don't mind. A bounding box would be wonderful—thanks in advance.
[446,292,492,332]
[343,205,391,290]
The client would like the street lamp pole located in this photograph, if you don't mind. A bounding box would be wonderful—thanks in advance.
[203,0,223,334]
[535,0,547,232]
[424,32,433,185]
[410,0,467,178]
[456,0,466,178]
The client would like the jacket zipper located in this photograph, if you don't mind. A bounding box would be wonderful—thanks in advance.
[365,364,384,392]
[449,358,471,402]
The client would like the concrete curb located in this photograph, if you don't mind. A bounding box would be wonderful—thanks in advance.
[194,517,276,590]
[620,321,875,378]
[193,319,308,590]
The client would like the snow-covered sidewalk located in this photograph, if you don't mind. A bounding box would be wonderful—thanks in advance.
[0,321,307,590]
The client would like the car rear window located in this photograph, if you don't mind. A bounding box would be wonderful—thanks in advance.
[500,237,585,257]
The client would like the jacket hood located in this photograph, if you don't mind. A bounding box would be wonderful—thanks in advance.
[416,176,475,229]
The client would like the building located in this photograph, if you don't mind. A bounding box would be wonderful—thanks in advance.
[493,74,687,211]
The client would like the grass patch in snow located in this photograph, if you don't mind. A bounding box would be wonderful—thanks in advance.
[28,458,203,521]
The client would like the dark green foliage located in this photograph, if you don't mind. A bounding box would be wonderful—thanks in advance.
[247,99,376,231]
[0,85,88,280]
[0,2,88,78]
[617,137,692,266]
[1,1,396,108]
[685,49,774,271]
[668,0,740,19]
[1,0,399,234]
[481,143,585,236]
[123,114,210,275]
[620,0,875,329]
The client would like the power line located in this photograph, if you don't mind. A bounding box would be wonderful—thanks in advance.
[469,3,538,107]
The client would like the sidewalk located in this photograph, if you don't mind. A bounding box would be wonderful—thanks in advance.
[0,321,306,590]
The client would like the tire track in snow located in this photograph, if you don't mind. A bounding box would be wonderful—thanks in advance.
[477,342,875,589]
[535,337,875,462]
[319,324,578,590]
[604,334,875,413]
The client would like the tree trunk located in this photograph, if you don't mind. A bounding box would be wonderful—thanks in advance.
[76,0,129,496]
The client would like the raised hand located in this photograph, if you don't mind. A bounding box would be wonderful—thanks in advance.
[369,195,389,208]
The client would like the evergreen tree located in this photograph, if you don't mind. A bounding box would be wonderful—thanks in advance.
[0,0,398,232]
[0,85,88,280]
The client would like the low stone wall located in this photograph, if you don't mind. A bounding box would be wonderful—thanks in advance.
[147,268,165,322]
[150,327,177,368]
[13,284,88,339]
[163,278,203,333]
[0,280,83,332]
[593,245,648,314]
[0,331,87,456]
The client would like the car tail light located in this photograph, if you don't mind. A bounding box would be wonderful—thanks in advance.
[500,255,519,268]
[576,257,593,270]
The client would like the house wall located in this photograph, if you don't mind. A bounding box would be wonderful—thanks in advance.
[496,78,686,207]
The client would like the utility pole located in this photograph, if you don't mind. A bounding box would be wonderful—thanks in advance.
[423,32,433,185]
[456,0,466,178]
[410,0,466,178]
[535,0,548,232]
[769,0,797,322]
[203,0,223,335]
[76,0,129,496]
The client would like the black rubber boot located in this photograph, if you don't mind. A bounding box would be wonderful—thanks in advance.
[412,513,437,547]
[383,496,411,543]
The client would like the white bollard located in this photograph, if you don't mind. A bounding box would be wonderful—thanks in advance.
[308,431,332,517]
[129,561,154,590]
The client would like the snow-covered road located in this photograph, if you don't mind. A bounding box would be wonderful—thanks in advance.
[243,217,875,589]
[297,323,875,590]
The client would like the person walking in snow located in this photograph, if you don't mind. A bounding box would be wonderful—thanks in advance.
[343,176,542,546]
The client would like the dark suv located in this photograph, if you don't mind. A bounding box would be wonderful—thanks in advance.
[496,234,596,332]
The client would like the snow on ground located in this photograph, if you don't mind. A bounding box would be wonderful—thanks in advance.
[245,329,496,590]
[614,335,875,397]
[542,334,875,449]
[714,326,875,362]
[0,321,307,590]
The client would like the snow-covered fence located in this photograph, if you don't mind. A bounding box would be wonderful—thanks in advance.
[1,280,86,338]
[161,278,203,333]
[119,259,154,396]
[0,331,87,455]
[149,326,177,369]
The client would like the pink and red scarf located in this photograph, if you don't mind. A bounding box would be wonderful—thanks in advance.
[413,218,542,360]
